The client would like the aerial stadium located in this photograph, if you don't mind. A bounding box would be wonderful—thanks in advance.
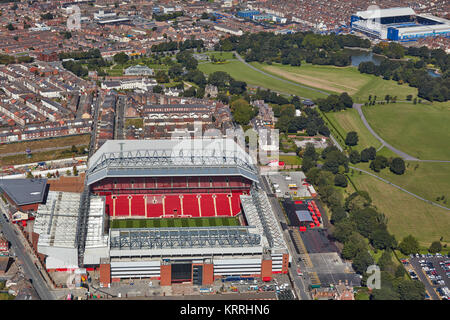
[351,7,450,41]
[34,139,289,287]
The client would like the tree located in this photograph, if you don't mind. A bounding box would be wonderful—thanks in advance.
[334,174,348,187]
[113,52,129,65]
[349,150,361,164]
[371,287,400,300]
[370,228,397,250]
[73,166,78,176]
[428,241,442,253]
[352,250,374,274]
[398,235,420,255]
[389,157,406,175]
[330,205,347,224]
[71,145,78,153]
[230,99,256,125]
[396,279,425,300]
[332,218,356,243]
[152,85,163,93]
[341,232,367,260]
[345,131,358,146]
[370,155,388,172]
[155,70,169,83]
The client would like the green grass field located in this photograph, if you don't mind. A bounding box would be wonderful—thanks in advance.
[279,155,302,165]
[250,62,418,102]
[349,171,450,249]
[363,102,450,160]
[325,108,382,152]
[110,216,241,229]
[354,161,450,209]
[198,60,329,100]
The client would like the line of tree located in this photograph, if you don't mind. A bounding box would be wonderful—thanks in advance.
[358,57,449,102]
[214,32,370,67]
[316,92,354,112]
[151,39,204,53]
[153,11,183,22]
[0,54,33,65]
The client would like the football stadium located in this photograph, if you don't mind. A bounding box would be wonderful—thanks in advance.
[34,139,289,287]
[351,7,450,41]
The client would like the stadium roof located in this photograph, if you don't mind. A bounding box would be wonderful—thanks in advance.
[0,178,47,206]
[86,139,259,186]
[355,7,415,19]
[109,226,262,250]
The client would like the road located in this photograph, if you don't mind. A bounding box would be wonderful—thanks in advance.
[0,211,54,300]
[114,95,126,140]
[354,104,450,163]
[349,166,450,212]
[234,52,330,98]
[258,173,311,300]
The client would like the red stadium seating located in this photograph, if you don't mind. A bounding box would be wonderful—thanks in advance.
[182,194,200,217]
[199,177,210,188]
[230,193,242,215]
[130,195,145,216]
[215,194,232,216]
[147,195,164,217]
[172,177,187,188]
[164,195,182,217]
[105,192,243,218]
[199,194,216,217]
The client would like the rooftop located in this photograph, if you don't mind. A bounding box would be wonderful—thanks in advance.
[0,178,48,206]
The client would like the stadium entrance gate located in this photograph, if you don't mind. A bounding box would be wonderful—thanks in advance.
[171,261,192,283]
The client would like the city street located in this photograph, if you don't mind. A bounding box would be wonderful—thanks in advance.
[0,211,53,300]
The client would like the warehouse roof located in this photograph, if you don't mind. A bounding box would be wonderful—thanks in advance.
[0,178,48,206]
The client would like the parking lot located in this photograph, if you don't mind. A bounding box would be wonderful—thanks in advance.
[265,171,313,198]
[405,253,450,300]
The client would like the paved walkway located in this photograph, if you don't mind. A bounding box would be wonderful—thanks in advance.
[349,166,450,212]
[354,104,450,163]
[353,104,419,160]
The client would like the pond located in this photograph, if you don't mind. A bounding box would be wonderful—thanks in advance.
[344,48,384,67]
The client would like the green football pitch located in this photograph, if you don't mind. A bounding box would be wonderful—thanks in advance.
[110,216,241,229]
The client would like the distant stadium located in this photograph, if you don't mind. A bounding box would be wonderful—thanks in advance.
[351,7,450,41]
[35,139,289,287]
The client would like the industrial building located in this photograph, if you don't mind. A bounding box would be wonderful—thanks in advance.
[351,7,450,41]
[33,139,289,287]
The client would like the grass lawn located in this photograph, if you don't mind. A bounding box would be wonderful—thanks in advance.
[124,118,144,129]
[349,171,450,249]
[0,145,88,166]
[354,161,450,209]
[325,108,382,152]
[251,62,418,102]
[110,216,241,229]
[203,51,235,61]
[279,155,302,165]
[198,60,328,100]
[363,102,450,160]
[0,134,90,155]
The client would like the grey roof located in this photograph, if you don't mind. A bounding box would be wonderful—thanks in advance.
[86,139,258,185]
[0,178,47,206]
[110,226,261,250]
[355,7,415,19]
[295,210,313,223]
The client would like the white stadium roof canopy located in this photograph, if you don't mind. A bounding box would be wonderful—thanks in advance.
[355,7,416,20]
